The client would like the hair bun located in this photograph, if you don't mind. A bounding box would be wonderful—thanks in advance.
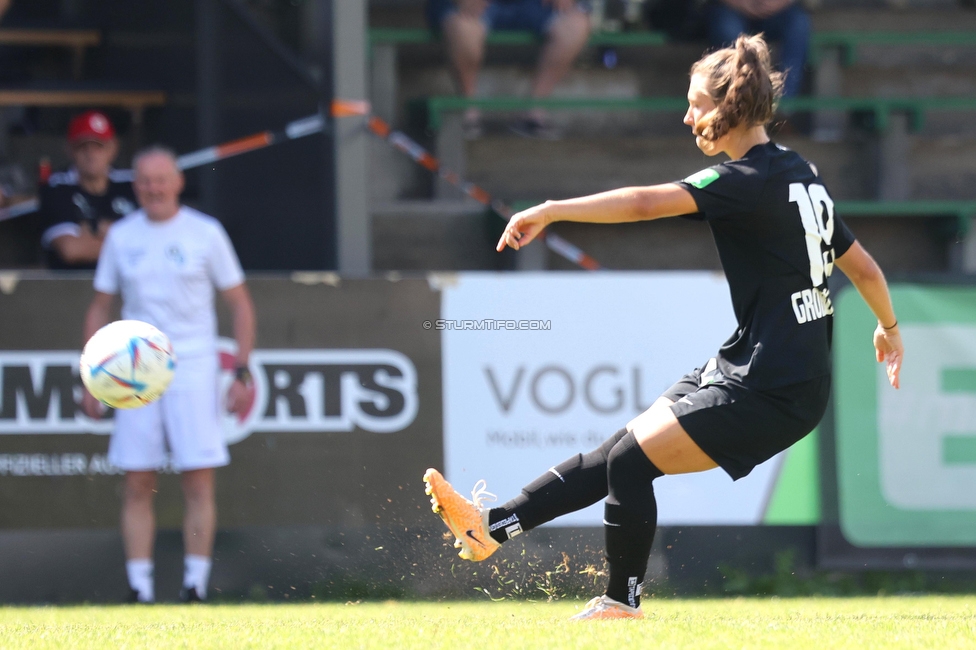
[689,33,785,142]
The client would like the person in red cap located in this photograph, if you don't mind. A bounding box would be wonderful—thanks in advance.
[38,110,137,269]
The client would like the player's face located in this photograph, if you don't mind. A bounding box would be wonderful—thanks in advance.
[70,139,117,179]
[134,154,185,220]
[684,74,722,156]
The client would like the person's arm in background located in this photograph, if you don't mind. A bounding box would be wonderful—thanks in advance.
[38,181,108,267]
[81,291,116,417]
[221,283,256,415]
[82,222,122,416]
[50,221,108,266]
[835,240,903,389]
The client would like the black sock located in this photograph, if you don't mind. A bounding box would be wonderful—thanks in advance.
[487,428,629,544]
[603,431,662,609]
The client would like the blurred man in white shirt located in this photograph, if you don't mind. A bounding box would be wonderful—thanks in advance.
[82,146,256,603]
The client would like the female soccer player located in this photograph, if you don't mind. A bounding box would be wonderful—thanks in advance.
[423,33,904,620]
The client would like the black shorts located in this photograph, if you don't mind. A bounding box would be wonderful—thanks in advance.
[662,359,830,481]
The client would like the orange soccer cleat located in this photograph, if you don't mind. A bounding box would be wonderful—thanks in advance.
[423,468,500,562]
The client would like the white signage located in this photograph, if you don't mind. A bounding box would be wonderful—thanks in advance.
[0,347,419,444]
[441,272,788,526]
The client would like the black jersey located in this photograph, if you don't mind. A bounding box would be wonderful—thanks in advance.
[39,168,137,270]
[676,142,856,390]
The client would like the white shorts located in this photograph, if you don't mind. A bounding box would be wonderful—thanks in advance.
[108,354,230,472]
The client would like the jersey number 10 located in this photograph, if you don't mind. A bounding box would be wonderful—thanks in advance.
[789,183,836,287]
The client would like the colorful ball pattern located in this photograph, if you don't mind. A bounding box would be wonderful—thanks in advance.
[80,320,177,409]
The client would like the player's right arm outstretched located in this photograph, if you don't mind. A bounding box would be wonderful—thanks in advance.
[495,184,698,252]
[834,241,903,389]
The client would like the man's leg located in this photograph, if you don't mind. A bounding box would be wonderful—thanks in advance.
[760,4,811,97]
[122,470,157,603]
[181,467,216,599]
[442,6,489,132]
[706,2,750,49]
[531,7,590,100]
[443,10,487,98]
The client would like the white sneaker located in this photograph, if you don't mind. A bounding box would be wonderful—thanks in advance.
[570,595,643,620]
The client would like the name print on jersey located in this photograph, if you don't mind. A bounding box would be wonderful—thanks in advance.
[789,182,837,325]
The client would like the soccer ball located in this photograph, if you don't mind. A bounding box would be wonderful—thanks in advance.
[80,320,177,409]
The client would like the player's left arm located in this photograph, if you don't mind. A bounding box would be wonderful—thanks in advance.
[496,184,697,252]
[834,240,902,389]
[221,283,256,413]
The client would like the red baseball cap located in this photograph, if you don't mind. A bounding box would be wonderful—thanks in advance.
[67,110,116,144]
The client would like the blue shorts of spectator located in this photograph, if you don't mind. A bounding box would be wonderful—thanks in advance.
[427,0,591,37]
[706,1,810,98]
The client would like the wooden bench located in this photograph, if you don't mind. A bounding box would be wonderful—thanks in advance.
[0,88,166,155]
[0,28,101,80]
[0,88,166,125]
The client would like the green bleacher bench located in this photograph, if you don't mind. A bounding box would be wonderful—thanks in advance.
[368,27,668,49]
[810,31,976,66]
[368,27,667,123]
[423,95,976,132]
[370,27,976,126]
[836,200,976,237]
[371,27,976,65]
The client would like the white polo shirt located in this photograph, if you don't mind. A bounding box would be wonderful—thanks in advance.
[93,206,245,359]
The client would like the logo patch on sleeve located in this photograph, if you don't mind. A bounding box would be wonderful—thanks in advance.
[684,168,720,189]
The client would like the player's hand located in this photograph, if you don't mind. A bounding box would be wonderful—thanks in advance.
[874,323,903,389]
[456,0,489,19]
[226,379,254,416]
[496,203,551,252]
[81,389,105,419]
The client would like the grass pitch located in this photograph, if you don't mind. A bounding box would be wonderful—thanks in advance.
[2,596,975,649]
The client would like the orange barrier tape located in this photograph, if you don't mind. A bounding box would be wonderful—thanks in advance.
[4,98,605,271]
[368,116,391,138]
[364,113,604,271]
[332,99,371,117]
[217,132,274,159]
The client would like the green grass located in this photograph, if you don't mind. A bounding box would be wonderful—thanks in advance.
[2,597,975,649]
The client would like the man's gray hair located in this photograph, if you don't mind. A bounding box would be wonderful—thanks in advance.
[132,145,181,174]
